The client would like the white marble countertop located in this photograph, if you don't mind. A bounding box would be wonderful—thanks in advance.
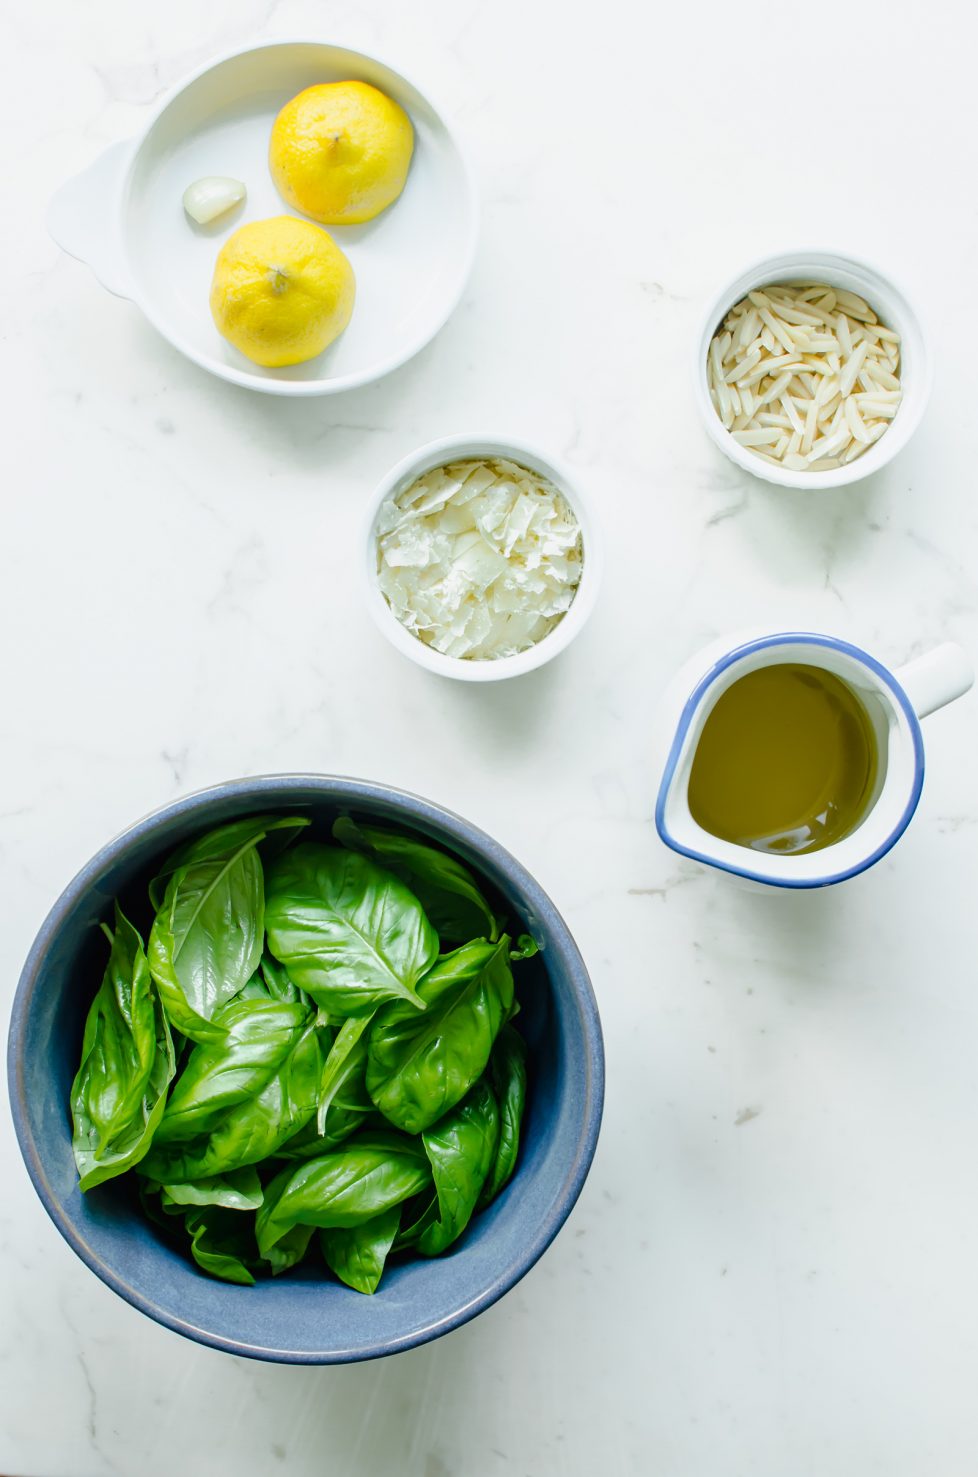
[3,1,978,1473]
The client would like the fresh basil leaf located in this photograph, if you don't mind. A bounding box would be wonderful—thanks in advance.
[477,1025,528,1208]
[264,1223,316,1277]
[139,1001,324,1182]
[141,1182,262,1284]
[235,972,273,1001]
[391,1193,438,1252]
[321,1204,402,1295]
[234,955,308,1006]
[148,827,270,1042]
[274,1101,376,1160]
[315,1014,373,1133]
[231,951,308,1010]
[265,844,439,1016]
[332,817,498,945]
[418,1078,500,1257]
[70,906,175,1191]
[152,1000,309,1139]
[138,1180,171,1233]
[276,1020,376,1159]
[147,815,310,911]
[510,934,540,961]
[367,937,514,1134]
[260,952,306,1004]
[185,1207,258,1285]
[256,1132,431,1260]
[159,1165,263,1212]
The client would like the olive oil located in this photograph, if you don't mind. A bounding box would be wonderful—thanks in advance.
[687,663,878,856]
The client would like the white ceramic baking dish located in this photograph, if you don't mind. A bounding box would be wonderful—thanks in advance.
[48,40,479,396]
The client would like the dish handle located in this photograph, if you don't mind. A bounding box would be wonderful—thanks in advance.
[47,141,134,300]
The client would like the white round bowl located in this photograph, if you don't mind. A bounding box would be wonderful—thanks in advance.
[693,249,931,489]
[363,434,601,682]
[47,41,478,396]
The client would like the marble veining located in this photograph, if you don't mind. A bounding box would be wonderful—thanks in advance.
[3,0,978,1473]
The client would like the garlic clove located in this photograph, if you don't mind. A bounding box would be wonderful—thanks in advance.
[182,176,247,226]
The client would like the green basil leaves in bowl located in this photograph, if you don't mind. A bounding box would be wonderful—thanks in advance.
[8,776,603,1362]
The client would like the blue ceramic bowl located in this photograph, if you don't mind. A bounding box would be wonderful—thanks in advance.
[7,775,603,1364]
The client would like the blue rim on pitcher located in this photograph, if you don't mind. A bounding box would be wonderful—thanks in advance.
[654,633,925,889]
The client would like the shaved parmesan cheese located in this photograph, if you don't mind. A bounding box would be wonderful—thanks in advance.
[376,458,584,661]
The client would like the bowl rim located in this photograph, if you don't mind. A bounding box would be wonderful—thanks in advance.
[6,773,605,1364]
[692,246,932,489]
[120,39,480,397]
[362,432,602,681]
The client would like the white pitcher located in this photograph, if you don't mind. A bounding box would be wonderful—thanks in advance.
[654,632,973,888]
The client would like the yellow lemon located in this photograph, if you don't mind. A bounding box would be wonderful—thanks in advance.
[269,81,414,226]
[209,216,355,367]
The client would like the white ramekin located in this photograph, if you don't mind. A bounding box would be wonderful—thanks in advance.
[693,249,931,489]
[363,434,601,682]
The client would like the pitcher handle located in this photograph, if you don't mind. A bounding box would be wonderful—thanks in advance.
[894,643,974,720]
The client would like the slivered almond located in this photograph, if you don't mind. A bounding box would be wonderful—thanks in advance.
[708,279,902,472]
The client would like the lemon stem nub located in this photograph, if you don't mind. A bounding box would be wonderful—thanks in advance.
[267,265,289,294]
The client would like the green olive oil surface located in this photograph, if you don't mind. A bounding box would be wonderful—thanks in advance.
[687,663,878,856]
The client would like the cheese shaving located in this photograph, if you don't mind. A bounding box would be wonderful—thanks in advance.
[376,458,584,661]
[707,282,902,471]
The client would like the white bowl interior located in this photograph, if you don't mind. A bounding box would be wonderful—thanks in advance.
[363,436,601,682]
[123,43,476,393]
[694,250,930,489]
